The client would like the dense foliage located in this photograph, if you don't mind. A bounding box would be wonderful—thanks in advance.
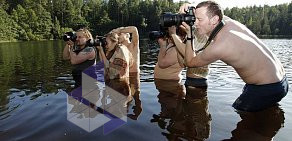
[0,0,291,41]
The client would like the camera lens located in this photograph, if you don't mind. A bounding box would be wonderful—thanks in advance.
[63,32,77,42]
[160,13,178,27]
[149,31,165,40]
[63,35,70,41]
[159,10,195,28]
[86,37,107,47]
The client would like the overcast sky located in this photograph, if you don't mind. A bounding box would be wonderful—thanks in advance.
[174,0,291,8]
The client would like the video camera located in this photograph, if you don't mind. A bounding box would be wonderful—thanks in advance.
[149,7,195,40]
[63,31,77,42]
[86,36,107,48]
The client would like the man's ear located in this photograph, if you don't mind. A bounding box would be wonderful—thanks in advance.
[211,15,219,25]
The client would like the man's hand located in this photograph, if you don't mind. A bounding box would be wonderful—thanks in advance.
[95,45,103,51]
[178,3,196,14]
[179,3,190,14]
[180,22,192,37]
[168,26,177,36]
[66,40,74,47]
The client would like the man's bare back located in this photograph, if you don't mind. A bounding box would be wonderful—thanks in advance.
[210,17,285,84]
[181,0,288,112]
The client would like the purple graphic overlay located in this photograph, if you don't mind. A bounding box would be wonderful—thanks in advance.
[66,61,127,134]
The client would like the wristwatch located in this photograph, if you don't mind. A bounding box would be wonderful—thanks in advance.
[187,37,193,40]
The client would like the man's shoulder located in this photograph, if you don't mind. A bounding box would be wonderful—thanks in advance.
[82,46,95,53]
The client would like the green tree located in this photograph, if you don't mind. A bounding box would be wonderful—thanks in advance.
[0,7,16,41]
[11,5,30,40]
[33,4,53,39]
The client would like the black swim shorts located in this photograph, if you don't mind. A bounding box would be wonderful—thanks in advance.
[232,76,289,112]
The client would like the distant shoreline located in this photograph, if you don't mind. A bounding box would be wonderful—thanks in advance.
[258,35,292,39]
[1,35,292,43]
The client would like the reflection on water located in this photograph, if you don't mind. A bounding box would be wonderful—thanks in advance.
[0,39,292,140]
[152,79,211,140]
[67,77,133,132]
[127,73,142,120]
[222,105,285,141]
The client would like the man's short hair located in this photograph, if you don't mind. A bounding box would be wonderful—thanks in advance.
[196,0,223,21]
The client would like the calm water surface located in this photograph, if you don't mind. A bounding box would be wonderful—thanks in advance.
[0,39,291,141]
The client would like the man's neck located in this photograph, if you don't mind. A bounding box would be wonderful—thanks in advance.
[207,23,219,37]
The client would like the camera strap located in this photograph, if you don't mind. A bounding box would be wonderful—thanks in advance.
[195,20,225,53]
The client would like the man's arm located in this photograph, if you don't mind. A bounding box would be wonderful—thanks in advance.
[97,46,109,68]
[169,25,185,58]
[182,22,220,67]
[118,26,139,47]
[186,42,220,67]
[171,34,186,67]
[69,48,95,65]
[63,41,73,60]
[171,34,186,57]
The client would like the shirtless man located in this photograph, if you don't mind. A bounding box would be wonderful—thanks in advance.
[179,1,288,112]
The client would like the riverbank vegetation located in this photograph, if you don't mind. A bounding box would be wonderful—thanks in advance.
[0,0,291,41]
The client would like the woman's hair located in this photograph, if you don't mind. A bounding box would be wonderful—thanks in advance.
[177,27,187,41]
[77,28,93,40]
[105,31,119,42]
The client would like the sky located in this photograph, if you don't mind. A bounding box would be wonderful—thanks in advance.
[174,0,292,8]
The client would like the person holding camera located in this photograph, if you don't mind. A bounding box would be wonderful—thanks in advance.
[154,27,184,82]
[96,31,133,81]
[178,1,288,112]
[63,28,96,88]
[169,25,209,88]
[112,26,140,74]
[111,26,141,104]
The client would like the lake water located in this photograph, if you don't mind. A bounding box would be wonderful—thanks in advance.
[0,39,291,141]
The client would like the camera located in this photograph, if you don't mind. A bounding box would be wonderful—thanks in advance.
[86,36,107,48]
[148,25,169,40]
[149,7,195,40]
[63,31,77,42]
[160,7,195,27]
[149,30,167,40]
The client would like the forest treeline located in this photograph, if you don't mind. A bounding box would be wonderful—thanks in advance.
[0,0,291,41]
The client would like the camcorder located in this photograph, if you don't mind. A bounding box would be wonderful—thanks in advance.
[149,7,195,40]
[63,31,77,42]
